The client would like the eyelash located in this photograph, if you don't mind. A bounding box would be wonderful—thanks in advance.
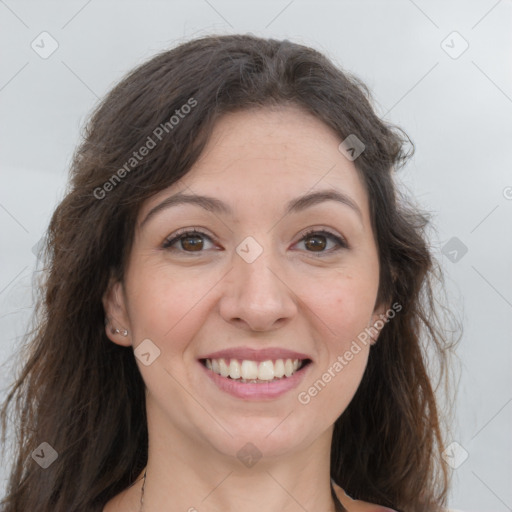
[162,227,348,256]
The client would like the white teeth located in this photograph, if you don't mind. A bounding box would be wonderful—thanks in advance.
[219,358,230,377]
[274,359,285,378]
[205,357,306,381]
[284,359,294,377]
[241,360,259,380]
[258,360,275,381]
[229,359,241,379]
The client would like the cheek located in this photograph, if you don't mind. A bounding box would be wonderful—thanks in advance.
[297,264,376,404]
[323,349,369,417]
[125,260,217,350]
[299,331,370,421]
[304,266,379,340]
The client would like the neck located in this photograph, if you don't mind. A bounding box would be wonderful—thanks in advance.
[140,471,345,512]
[139,412,339,512]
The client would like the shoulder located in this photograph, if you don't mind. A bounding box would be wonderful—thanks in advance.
[332,481,397,512]
[332,483,461,512]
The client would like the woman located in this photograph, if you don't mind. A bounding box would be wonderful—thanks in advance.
[0,34,457,511]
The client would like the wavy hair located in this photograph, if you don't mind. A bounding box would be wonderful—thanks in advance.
[0,33,458,512]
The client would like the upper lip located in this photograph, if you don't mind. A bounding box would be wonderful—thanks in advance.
[198,347,312,363]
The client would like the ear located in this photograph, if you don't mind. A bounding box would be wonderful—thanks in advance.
[102,276,132,347]
[368,300,392,346]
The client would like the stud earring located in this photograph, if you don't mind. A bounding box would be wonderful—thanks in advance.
[110,327,128,336]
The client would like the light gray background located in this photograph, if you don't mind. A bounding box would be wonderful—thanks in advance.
[1,1,511,510]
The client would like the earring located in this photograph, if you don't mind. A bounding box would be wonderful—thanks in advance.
[106,317,128,336]
[110,327,129,336]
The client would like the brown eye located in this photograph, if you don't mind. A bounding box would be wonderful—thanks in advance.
[297,229,348,255]
[304,234,327,252]
[162,229,215,253]
[180,234,204,251]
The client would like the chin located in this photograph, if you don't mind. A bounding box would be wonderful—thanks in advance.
[204,416,321,462]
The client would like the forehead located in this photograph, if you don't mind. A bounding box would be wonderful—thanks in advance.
[193,106,360,181]
[202,106,338,161]
[139,105,370,222]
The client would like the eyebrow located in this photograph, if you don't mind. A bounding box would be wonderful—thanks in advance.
[140,189,363,228]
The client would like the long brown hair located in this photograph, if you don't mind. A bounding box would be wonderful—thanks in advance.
[0,34,459,512]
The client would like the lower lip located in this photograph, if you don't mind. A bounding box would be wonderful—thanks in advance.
[199,361,311,400]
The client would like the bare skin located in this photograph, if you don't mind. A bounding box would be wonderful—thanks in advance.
[103,106,390,512]
[103,471,391,512]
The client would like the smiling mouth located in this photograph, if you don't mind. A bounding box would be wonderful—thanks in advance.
[200,357,312,383]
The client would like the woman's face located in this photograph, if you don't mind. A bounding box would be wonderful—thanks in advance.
[105,106,387,461]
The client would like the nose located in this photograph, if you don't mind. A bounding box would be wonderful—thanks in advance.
[218,242,298,332]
